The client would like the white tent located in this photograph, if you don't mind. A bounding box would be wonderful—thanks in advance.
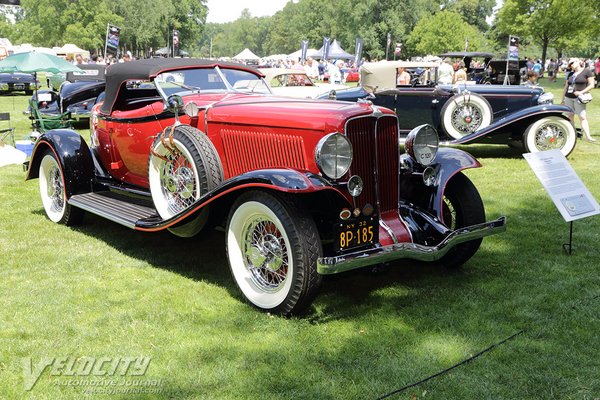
[287,48,319,60]
[55,44,90,59]
[233,48,260,60]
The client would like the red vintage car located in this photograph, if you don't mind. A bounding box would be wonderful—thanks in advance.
[25,59,506,314]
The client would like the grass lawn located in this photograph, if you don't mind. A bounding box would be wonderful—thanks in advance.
[0,77,599,399]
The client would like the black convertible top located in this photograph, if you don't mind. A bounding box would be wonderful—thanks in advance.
[100,58,263,114]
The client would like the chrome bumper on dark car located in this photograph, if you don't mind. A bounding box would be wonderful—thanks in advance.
[317,216,507,274]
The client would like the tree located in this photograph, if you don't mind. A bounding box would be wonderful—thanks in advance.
[406,11,487,55]
[440,0,496,31]
[493,0,596,65]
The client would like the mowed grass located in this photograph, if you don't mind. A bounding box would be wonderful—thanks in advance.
[0,77,599,399]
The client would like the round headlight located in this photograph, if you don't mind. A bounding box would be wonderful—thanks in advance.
[315,133,353,180]
[405,124,439,166]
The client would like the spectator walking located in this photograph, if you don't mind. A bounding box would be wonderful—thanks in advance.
[532,59,542,78]
[547,59,556,82]
[595,56,600,88]
[562,58,595,142]
[453,62,467,84]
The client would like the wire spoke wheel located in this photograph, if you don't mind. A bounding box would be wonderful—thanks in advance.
[226,191,322,315]
[149,125,223,225]
[441,93,492,139]
[38,151,83,225]
[450,103,484,135]
[524,116,576,156]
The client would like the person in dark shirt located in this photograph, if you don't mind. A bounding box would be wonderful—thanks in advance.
[562,58,596,142]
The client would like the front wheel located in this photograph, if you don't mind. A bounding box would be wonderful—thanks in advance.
[226,191,322,315]
[438,173,485,268]
[523,116,576,157]
[38,150,83,225]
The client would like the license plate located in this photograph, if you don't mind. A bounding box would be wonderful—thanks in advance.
[14,84,25,90]
[334,216,378,252]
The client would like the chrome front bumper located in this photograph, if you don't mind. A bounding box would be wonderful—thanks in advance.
[317,216,507,274]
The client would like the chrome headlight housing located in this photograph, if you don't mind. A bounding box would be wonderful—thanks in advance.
[315,133,353,180]
[538,92,554,105]
[404,124,439,166]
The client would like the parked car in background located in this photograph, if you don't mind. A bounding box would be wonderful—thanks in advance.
[343,68,359,83]
[260,68,346,98]
[439,52,527,85]
[31,64,106,124]
[325,60,577,156]
[25,58,505,315]
[0,72,40,95]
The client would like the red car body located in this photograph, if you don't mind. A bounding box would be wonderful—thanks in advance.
[25,59,505,314]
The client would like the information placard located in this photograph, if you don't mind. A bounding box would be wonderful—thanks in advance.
[524,149,600,222]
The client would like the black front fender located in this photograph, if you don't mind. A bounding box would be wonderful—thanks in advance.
[25,129,94,198]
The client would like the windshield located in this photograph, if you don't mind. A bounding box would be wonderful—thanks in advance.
[154,66,270,97]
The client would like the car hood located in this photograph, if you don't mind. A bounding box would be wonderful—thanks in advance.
[188,93,382,132]
[437,83,545,95]
[0,72,36,83]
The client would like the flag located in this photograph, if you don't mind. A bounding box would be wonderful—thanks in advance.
[105,24,121,58]
[322,37,331,61]
[394,43,402,55]
[301,40,309,63]
[508,35,519,69]
[354,38,364,66]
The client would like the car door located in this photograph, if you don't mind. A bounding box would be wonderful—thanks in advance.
[393,86,441,135]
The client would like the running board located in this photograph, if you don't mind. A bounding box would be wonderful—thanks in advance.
[68,192,160,229]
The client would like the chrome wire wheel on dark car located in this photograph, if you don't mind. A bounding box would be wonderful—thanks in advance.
[226,191,322,315]
[523,116,576,157]
[439,173,485,268]
[149,125,223,224]
[441,93,493,139]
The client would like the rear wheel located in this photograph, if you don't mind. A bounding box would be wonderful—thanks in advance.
[523,116,576,157]
[226,191,322,315]
[439,173,485,268]
[38,150,83,225]
[148,125,223,236]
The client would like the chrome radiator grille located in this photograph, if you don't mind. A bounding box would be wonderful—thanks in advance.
[345,115,399,213]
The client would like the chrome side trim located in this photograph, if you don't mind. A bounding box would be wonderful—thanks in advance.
[317,216,506,274]
[379,219,398,244]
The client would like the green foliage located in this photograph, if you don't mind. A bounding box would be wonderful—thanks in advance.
[406,11,487,55]
[493,0,596,61]
[7,0,207,56]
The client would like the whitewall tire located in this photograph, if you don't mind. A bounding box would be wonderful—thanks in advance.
[523,116,576,157]
[441,93,493,139]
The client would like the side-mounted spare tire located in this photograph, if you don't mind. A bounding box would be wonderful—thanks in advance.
[148,125,223,237]
[441,93,493,139]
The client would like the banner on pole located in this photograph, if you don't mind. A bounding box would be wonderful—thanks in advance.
[301,40,309,63]
[508,35,519,69]
[354,38,363,66]
[105,24,121,58]
[322,37,331,61]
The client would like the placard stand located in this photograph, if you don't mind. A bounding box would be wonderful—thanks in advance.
[562,221,574,255]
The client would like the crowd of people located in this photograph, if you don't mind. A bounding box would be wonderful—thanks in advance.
[64,50,136,66]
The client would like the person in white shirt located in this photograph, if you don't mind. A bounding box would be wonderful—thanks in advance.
[328,60,342,84]
[304,57,319,79]
[438,58,454,84]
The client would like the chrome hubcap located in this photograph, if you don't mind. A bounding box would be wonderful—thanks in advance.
[160,151,197,215]
[242,218,288,292]
[535,123,566,150]
[451,104,483,135]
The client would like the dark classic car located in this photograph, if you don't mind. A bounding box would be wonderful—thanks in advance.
[326,61,577,156]
[32,64,106,123]
[439,52,527,85]
[25,58,506,314]
[0,72,40,95]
